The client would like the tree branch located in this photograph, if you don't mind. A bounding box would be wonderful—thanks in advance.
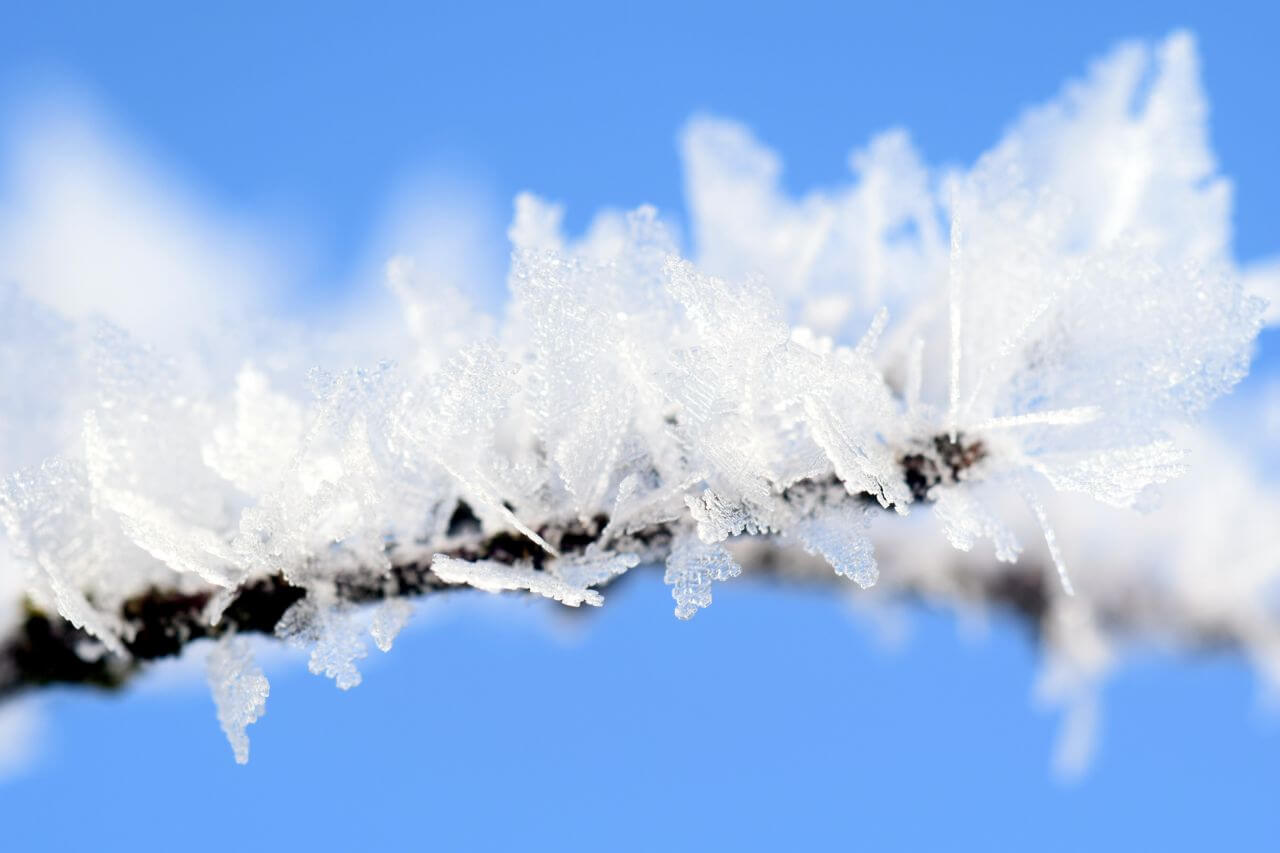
[0,432,1240,701]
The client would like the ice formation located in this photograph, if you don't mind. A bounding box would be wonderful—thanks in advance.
[431,555,605,608]
[0,31,1276,769]
[206,635,269,764]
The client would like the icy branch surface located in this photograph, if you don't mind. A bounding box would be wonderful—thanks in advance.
[0,31,1276,771]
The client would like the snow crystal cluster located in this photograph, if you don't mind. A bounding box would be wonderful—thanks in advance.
[0,31,1276,768]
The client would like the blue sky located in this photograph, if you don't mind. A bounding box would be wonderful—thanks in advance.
[2,2,1279,849]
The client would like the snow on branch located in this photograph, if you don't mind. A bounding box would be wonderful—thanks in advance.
[0,31,1277,771]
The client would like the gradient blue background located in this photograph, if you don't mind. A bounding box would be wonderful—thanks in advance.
[2,3,1278,849]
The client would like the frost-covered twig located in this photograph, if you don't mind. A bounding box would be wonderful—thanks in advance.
[0,31,1277,772]
[0,472,1262,705]
[0,455,946,699]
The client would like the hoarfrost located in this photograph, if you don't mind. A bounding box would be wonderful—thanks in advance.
[370,599,414,653]
[0,30,1274,774]
[1,458,129,655]
[686,489,769,544]
[664,533,743,620]
[206,634,269,764]
[431,555,605,607]
[275,598,368,690]
[1031,442,1187,509]
[548,545,640,590]
[790,503,880,588]
[932,487,1022,564]
[203,365,305,496]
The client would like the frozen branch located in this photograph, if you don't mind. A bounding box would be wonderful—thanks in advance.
[1,32,1276,771]
[0,456,917,699]
[0,430,1257,702]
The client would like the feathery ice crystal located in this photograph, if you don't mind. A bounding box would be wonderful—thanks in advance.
[0,31,1273,768]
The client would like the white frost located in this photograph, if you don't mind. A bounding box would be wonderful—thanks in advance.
[370,599,414,653]
[0,30,1273,776]
[431,555,605,607]
[206,635,270,764]
[664,533,743,620]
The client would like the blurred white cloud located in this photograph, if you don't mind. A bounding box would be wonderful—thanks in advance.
[0,95,291,357]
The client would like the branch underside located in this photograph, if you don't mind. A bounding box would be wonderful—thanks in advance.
[0,528,1046,700]
[0,435,1240,700]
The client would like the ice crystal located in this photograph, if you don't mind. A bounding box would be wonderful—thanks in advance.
[548,545,641,590]
[790,503,879,588]
[206,634,269,764]
[370,599,414,653]
[1,458,128,655]
[931,487,1021,564]
[663,533,743,620]
[276,598,368,690]
[431,555,605,607]
[203,365,305,497]
[686,489,770,544]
